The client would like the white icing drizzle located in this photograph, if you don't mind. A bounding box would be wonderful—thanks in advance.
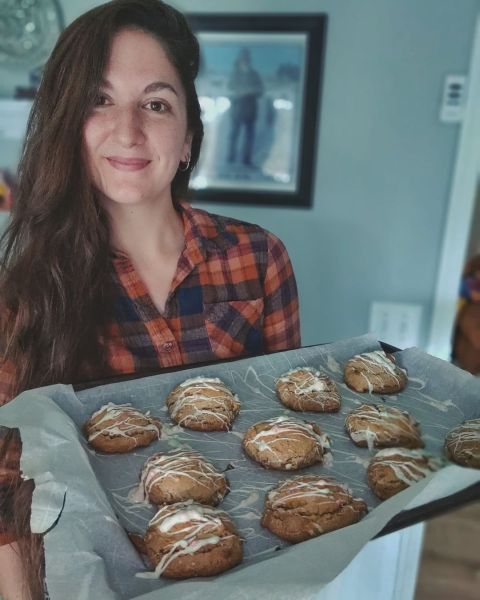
[265,477,366,529]
[244,416,331,466]
[241,366,276,401]
[267,476,349,508]
[229,491,260,512]
[345,404,421,450]
[373,447,427,458]
[147,501,235,576]
[167,377,240,428]
[349,350,406,392]
[86,402,161,442]
[178,376,224,388]
[136,449,226,503]
[326,355,342,374]
[446,419,480,461]
[275,368,339,407]
[370,448,441,486]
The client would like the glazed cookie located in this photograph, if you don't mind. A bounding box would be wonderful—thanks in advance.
[166,377,240,431]
[138,448,229,506]
[344,350,407,394]
[345,403,423,450]
[84,403,161,453]
[275,367,341,412]
[261,475,367,543]
[445,419,480,469]
[144,501,243,578]
[367,448,442,500]
[242,415,331,470]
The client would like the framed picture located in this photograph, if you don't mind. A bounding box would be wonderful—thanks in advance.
[187,14,327,208]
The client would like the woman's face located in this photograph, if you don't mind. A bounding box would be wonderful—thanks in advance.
[83,28,192,209]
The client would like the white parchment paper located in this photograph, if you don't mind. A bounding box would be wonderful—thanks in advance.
[1,334,479,600]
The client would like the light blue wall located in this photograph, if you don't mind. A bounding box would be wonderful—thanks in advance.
[178,0,478,348]
[1,0,479,347]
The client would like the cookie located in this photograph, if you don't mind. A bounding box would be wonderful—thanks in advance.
[144,501,243,578]
[345,403,423,450]
[138,448,229,506]
[261,475,367,543]
[275,367,341,412]
[166,377,240,431]
[128,532,147,556]
[344,350,407,394]
[242,415,331,470]
[367,448,442,500]
[445,418,480,469]
[84,403,161,453]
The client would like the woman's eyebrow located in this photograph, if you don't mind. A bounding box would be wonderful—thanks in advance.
[98,79,179,96]
[144,81,179,96]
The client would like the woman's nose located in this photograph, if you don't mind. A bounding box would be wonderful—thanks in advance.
[111,107,146,147]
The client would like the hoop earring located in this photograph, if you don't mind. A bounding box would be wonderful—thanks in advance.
[178,154,191,172]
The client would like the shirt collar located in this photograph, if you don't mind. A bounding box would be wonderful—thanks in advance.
[110,200,238,275]
[179,201,238,263]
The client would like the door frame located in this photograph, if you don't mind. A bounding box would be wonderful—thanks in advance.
[427,13,480,360]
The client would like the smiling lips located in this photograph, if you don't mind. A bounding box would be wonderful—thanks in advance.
[106,156,151,171]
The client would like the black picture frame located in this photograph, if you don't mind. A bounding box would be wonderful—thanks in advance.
[187,14,327,208]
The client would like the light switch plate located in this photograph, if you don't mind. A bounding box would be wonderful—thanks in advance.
[440,75,467,123]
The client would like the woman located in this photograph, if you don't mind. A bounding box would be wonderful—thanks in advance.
[0,1,300,597]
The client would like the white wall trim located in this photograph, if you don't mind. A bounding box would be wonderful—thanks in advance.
[392,523,425,600]
[428,13,480,360]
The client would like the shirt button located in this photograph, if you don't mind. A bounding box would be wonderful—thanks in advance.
[163,341,174,352]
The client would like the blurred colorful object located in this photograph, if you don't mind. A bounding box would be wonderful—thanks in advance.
[452,254,480,373]
[0,170,14,211]
[458,255,480,307]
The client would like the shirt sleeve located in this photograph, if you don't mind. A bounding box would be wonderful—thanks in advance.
[262,232,301,352]
[0,357,16,407]
[0,428,21,547]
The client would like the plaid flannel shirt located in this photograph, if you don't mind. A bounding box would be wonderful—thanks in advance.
[104,202,301,374]
[0,202,301,544]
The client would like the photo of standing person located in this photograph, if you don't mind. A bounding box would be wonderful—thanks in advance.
[227,48,264,168]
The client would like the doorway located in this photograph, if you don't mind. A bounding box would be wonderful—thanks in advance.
[428,14,480,362]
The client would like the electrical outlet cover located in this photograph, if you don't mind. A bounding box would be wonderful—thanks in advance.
[369,302,422,349]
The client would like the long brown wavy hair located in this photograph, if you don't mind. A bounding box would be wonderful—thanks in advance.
[0,1,203,597]
[0,0,203,398]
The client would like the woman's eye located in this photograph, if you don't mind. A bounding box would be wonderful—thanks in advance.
[94,95,109,106]
[145,100,168,113]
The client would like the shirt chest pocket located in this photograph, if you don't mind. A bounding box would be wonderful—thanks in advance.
[204,298,264,359]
